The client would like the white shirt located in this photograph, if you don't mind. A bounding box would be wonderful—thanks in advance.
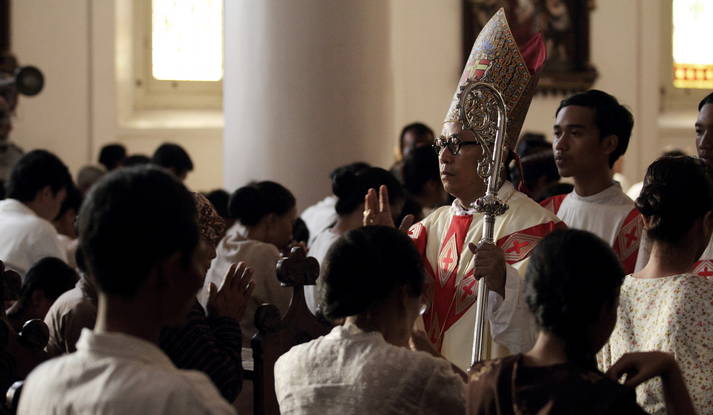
[274,322,465,415]
[19,329,236,415]
[300,195,337,246]
[304,226,341,314]
[0,199,67,275]
[556,183,635,246]
[200,222,292,345]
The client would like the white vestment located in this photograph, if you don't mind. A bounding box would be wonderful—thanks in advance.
[410,182,563,370]
[541,183,643,274]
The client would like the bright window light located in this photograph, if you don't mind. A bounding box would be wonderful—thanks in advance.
[151,0,223,82]
[673,0,713,88]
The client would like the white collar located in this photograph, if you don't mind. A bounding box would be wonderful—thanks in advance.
[76,329,175,369]
[450,181,517,216]
[0,198,38,217]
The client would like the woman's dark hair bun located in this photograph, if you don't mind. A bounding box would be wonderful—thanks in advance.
[635,156,713,244]
[228,181,295,226]
[525,229,624,366]
[331,169,358,200]
[331,167,404,216]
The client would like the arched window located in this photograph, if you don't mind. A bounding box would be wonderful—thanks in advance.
[672,0,713,89]
[133,0,223,110]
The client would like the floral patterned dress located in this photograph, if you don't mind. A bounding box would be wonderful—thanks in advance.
[598,274,713,415]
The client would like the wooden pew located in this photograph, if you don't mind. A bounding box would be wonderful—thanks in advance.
[250,247,332,415]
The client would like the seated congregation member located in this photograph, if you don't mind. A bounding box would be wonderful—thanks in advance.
[206,188,234,230]
[402,145,449,219]
[300,161,370,243]
[468,229,695,415]
[389,122,435,182]
[19,166,236,414]
[53,183,82,268]
[202,181,295,345]
[541,90,642,274]
[599,156,713,414]
[0,149,70,275]
[76,164,106,195]
[275,226,465,415]
[305,167,405,313]
[6,257,77,332]
[152,142,193,181]
[44,251,97,357]
[122,153,151,167]
[160,192,253,402]
[97,143,126,171]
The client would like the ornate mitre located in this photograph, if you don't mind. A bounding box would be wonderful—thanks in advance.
[443,8,546,153]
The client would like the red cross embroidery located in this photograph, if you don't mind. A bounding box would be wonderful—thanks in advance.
[441,247,455,269]
[624,227,638,248]
[699,266,713,277]
[462,279,476,297]
[506,240,529,255]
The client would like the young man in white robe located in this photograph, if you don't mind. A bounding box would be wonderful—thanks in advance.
[364,9,564,371]
[540,90,642,274]
[691,91,713,278]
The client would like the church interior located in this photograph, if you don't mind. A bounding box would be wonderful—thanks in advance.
[1,0,712,414]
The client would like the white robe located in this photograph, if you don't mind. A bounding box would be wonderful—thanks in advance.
[541,183,643,274]
[410,182,563,370]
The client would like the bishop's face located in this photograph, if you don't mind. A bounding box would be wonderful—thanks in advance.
[696,103,713,168]
[437,122,487,206]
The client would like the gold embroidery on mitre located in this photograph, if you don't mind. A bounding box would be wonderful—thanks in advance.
[442,8,540,151]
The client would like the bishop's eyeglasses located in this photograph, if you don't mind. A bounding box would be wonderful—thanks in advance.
[432,134,480,156]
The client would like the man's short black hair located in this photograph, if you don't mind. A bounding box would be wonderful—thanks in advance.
[98,144,127,171]
[556,90,634,168]
[78,166,198,298]
[698,92,713,111]
[7,150,71,202]
[402,146,439,196]
[20,257,78,305]
[205,189,230,220]
[56,183,82,221]
[399,122,434,154]
[152,143,194,176]
[122,154,151,167]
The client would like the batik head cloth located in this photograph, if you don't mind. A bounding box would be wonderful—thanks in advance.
[192,192,226,249]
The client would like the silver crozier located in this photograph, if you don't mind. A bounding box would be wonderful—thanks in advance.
[457,81,510,367]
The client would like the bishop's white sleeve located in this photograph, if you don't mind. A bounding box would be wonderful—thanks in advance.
[485,263,537,354]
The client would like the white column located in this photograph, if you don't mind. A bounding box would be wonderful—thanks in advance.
[224,0,394,209]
